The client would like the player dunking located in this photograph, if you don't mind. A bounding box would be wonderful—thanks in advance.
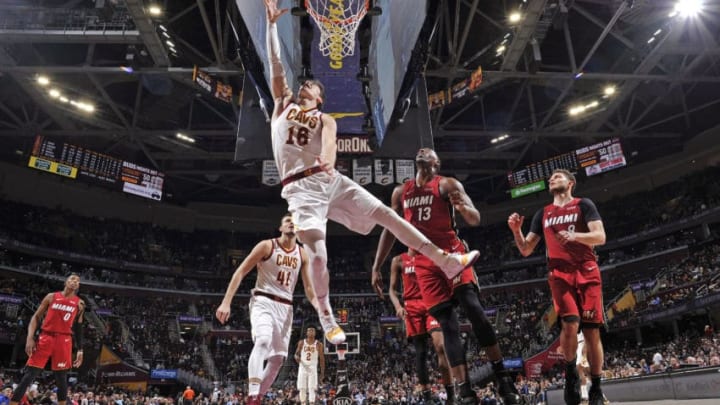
[263,0,479,345]
[388,253,453,404]
[294,327,325,405]
[10,274,85,405]
[372,148,520,405]
[216,214,314,405]
[508,169,607,405]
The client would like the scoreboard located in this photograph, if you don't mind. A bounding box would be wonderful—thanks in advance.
[507,151,578,188]
[508,137,627,196]
[576,138,627,177]
[29,136,164,201]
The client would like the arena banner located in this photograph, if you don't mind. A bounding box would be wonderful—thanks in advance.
[374,159,394,186]
[98,345,123,366]
[309,10,366,134]
[394,160,414,184]
[150,369,178,380]
[524,337,563,379]
[335,159,351,177]
[109,381,147,392]
[607,288,636,320]
[95,308,112,316]
[98,362,149,383]
[337,136,374,155]
[0,294,23,304]
[178,315,203,323]
[352,159,372,185]
[261,160,280,186]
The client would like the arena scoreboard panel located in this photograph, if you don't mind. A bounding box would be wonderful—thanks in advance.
[28,136,164,201]
[508,138,627,198]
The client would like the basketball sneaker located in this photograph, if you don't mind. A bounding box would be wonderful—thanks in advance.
[441,250,480,280]
[588,389,607,405]
[496,372,521,405]
[564,374,582,405]
[320,315,346,344]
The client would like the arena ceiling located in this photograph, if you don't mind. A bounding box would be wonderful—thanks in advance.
[0,0,719,206]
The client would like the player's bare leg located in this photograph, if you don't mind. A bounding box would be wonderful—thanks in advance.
[296,229,345,344]
[259,355,285,395]
[369,206,480,278]
[430,331,454,404]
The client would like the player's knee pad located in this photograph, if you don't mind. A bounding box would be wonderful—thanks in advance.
[253,334,272,352]
[55,371,68,401]
[562,315,581,324]
[455,286,497,347]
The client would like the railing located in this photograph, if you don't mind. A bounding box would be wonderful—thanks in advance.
[0,6,135,32]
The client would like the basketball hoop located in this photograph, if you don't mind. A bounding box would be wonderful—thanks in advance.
[305,0,369,58]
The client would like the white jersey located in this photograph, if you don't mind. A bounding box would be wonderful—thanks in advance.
[271,101,324,180]
[299,339,320,368]
[253,239,303,302]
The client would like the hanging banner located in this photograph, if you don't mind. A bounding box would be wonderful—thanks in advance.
[192,66,233,104]
[261,160,280,186]
[336,159,351,177]
[374,159,394,186]
[98,345,123,366]
[524,337,563,379]
[353,159,372,185]
[395,160,415,184]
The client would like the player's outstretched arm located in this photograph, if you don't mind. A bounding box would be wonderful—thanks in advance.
[507,212,541,257]
[442,177,480,226]
[26,293,53,357]
[216,240,272,324]
[264,0,292,109]
[73,300,85,367]
[370,185,403,298]
[387,255,406,320]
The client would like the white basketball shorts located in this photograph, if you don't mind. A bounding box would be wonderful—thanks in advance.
[249,295,293,357]
[297,365,318,390]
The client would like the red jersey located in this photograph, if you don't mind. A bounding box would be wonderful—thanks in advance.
[402,176,459,248]
[41,292,80,334]
[529,197,602,269]
[399,253,422,300]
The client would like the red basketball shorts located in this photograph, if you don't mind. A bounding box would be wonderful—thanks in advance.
[414,240,477,310]
[548,261,604,325]
[26,332,73,371]
[404,299,441,338]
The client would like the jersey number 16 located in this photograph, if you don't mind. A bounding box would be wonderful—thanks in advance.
[286,126,309,146]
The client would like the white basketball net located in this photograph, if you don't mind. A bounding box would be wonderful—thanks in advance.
[305,0,369,58]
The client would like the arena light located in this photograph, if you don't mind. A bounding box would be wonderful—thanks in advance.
[49,89,61,98]
[496,45,506,54]
[569,105,586,116]
[176,132,196,143]
[37,76,50,86]
[491,134,510,144]
[158,24,168,32]
[604,85,616,96]
[166,40,175,48]
[148,5,162,16]
[673,0,703,17]
[59,96,69,103]
[508,12,522,24]
[647,37,656,44]
[161,31,170,39]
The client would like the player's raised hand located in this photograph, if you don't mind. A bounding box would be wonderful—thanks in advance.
[216,302,231,324]
[264,0,289,23]
[371,269,384,299]
[507,212,524,232]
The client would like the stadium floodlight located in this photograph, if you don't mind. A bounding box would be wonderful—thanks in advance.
[508,12,522,24]
[37,76,50,86]
[604,85,616,96]
[148,5,162,16]
[496,45,506,54]
[673,0,703,17]
[49,89,61,98]
[166,40,175,48]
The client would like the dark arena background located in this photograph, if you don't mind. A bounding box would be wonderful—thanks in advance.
[1,0,720,404]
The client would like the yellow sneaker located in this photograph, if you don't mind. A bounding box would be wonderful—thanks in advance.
[324,325,346,345]
[442,250,480,279]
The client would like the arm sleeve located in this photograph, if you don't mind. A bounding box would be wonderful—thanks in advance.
[579,198,602,222]
[529,208,544,236]
[73,319,84,349]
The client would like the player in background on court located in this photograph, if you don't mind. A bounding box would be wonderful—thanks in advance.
[388,253,453,404]
[216,214,314,405]
[372,148,520,405]
[507,169,607,405]
[294,327,325,405]
[263,0,479,345]
[10,274,85,405]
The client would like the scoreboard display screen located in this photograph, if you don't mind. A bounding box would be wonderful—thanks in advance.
[576,138,627,176]
[29,136,164,201]
[507,151,578,188]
